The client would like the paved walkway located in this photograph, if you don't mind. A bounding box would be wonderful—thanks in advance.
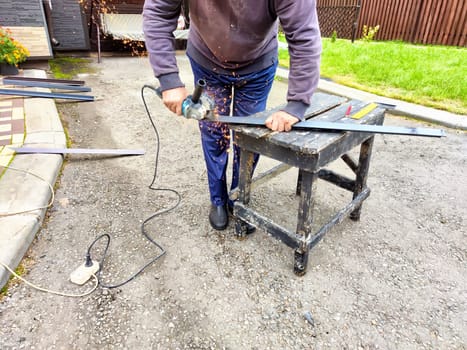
[0,69,65,288]
[0,63,466,288]
[0,94,24,166]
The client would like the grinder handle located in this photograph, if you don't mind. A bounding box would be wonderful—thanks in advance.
[191,79,206,103]
[154,79,206,102]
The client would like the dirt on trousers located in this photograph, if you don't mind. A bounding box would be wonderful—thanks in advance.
[0,55,466,350]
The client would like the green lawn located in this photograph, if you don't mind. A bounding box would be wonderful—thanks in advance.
[278,37,467,115]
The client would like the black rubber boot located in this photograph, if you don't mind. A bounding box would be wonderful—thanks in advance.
[209,205,228,230]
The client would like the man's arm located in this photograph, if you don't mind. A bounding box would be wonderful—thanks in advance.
[266,0,321,131]
[143,0,188,114]
[143,0,185,92]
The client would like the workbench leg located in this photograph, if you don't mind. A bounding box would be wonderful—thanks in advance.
[350,136,374,221]
[235,149,255,240]
[296,169,303,195]
[294,170,318,276]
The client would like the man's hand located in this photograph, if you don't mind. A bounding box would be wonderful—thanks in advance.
[162,87,188,115]
[265,111,300,132]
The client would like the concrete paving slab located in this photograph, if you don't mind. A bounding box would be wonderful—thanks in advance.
[24,98,63,133]
[0,154,60,214]
[23,131,67,146]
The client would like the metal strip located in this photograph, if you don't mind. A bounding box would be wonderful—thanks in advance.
[9,147,145,155]
[0,89,94,102]
[216,116,445,138]
[2,76,85,86]
[3,79,91,92]
[295,120,445,137]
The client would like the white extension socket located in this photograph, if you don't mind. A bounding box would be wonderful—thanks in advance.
[70,261,100,285]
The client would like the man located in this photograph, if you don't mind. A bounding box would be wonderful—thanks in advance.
[143,0,321,231]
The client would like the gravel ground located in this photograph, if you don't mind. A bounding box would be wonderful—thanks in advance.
[0,55,466,349]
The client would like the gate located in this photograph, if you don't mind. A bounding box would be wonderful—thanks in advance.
[317,0,362,41]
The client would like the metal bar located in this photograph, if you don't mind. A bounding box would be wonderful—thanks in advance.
[9,147,145,156]
[307,188,371,250]
[296,120,445,137]
[0,89,94,101]
[2,76,85,86]
[3,78,91,92]
[216,116,445,138]
[235,202,302,249]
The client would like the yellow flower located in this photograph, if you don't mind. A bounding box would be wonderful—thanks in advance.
[0,26,30,66]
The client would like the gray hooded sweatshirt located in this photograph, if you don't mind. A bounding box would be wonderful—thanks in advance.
[143,0,321,119]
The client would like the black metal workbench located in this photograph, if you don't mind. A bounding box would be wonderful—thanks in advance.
[229,92,386,275]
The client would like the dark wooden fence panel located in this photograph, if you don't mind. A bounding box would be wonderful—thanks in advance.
[318,0,466,46]
[357,0,466,46]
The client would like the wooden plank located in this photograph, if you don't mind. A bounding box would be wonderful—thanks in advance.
[458,1,467,46]
[409,0,423,43]
[453,0,467,47]
[265,96,350,150]
[440,0,459,45]
[434,0,452,44]
[296,101,368,152]
[384,0,397,40]
[235,202,302,249]
[230,93,345,140]
[393,0,406,39]
[318,169,355,191]
[426,0,443,44]
[264,100,363,152]
[420,0,434,44]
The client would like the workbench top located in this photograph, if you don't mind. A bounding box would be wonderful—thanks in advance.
[231,92,386,156]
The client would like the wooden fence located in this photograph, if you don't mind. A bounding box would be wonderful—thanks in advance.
[317,0,467,46]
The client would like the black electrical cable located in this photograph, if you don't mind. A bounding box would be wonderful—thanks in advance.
[84,85,182,289]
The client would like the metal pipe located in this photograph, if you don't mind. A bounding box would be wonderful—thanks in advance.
[3,79,91,92]
[2,76,85,86]
[0,89,94,101]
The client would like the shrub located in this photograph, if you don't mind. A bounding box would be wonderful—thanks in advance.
[331,30,338,43]
[362,25,380,42]
[0,27,30,66]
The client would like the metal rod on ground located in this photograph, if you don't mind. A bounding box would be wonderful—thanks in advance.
[9,147,145,156]
[0,89,94,101]
[2,78,91,92]
[2,76,85,86]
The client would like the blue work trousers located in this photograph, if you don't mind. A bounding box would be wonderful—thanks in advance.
[189,58,277,207]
